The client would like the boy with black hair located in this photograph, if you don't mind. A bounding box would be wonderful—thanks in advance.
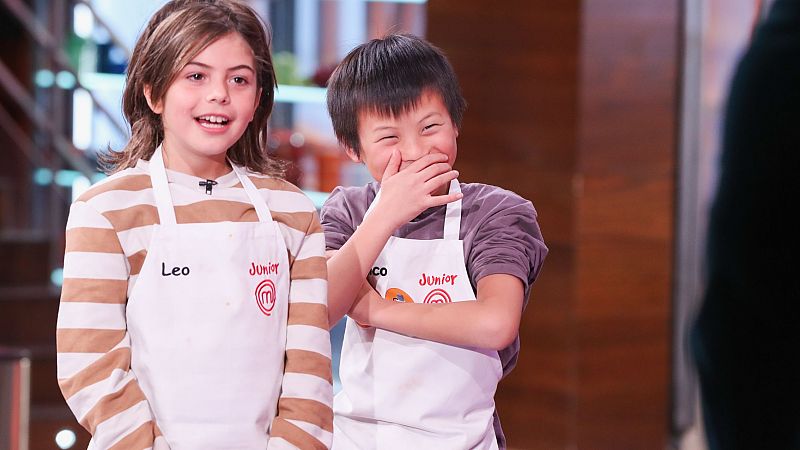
[321,33,547,449]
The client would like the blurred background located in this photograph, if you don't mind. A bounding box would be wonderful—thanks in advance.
[0,0,774,448]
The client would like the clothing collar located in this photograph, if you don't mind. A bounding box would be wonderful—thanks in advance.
[136,158,241,190]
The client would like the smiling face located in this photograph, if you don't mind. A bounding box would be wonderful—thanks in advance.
[350,90,459,191]
[145,32,260,168]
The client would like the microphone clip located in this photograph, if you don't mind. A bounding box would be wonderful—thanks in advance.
[199,179,218,195]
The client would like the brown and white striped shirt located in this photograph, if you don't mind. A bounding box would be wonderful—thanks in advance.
[57,158,333,449]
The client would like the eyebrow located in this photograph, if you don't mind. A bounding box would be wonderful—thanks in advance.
[418,112,442,123]
[371,125,396,133]
[185,61,255,73]
[369,112,444,134]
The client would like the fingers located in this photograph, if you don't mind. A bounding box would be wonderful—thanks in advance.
[404,152,449,173]
[417,162,457,182]
[422,169,461,207]
[382,149,402,179]
[425,170,458,192]
[426,191,463,208]
[392,161,457,200]
[384,154,454,191]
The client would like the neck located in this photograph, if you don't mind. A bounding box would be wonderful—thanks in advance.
[161,144,231,180]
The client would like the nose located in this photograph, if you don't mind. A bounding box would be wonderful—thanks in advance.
[206,79,230,104]
[399,137,431,162]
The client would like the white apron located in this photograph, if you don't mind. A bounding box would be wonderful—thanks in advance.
[334,180,502,450]
[121,147,289,449]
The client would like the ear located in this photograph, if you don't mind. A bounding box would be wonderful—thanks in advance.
[143,85,163,114]
[344,147,361,163]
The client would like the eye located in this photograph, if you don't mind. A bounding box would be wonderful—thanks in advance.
[376,135,398,143]
[231,76,249,85]
[423,123,442,132]
[187,73,204,81]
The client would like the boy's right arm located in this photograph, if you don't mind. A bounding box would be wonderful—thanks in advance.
[57,201,166,449]
[325,151,461,327]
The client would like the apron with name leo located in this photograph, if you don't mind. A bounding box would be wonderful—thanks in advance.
[123,147,289,449]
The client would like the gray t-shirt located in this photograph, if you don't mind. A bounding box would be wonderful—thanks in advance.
[321,181,548,374]
[321,181,548,449]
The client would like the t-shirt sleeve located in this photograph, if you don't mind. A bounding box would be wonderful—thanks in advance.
[468,192,548,293]
[269,187,333,449]
[319,186,358,251]
[58,200,167,449]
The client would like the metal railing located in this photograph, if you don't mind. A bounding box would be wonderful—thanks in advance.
[0,0,132,286]
[0,0,129,176]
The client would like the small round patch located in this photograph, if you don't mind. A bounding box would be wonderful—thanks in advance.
[384,287,414,303]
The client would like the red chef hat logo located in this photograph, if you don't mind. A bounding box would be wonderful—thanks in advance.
[255,279,276,316]
[423,288,452,304]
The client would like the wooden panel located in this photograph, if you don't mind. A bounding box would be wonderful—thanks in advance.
[576,0,679,447]
[429,0,679,448]
[428,1,580,448]
[496,242,576,448]
[0,295,58,346]
[574,314,670,447]
[428,0,581,250]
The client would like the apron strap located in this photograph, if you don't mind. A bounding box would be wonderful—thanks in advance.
[363,190,379,219]
[148,145,273,225]
[365,179,462,240]
[149,146,178,226]
[442,179,462,240]
[231,164,273,223]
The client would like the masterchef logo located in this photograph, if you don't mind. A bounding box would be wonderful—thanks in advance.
[255,279,276,316]
[423,288,452,304]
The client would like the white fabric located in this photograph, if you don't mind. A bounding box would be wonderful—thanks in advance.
[62,252,128,280]
[66,201,115,229]
[119,147,289,449]
[56,303,127,329]
[88,400,155,449]
[67,369,133,419]
[57,352,104,379]
[334,180,502,449]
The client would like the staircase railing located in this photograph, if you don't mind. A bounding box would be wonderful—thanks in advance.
[0,0,133,289]
[1,0,129,137]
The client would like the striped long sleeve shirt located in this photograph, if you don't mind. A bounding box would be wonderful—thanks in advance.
[57,159,333,449]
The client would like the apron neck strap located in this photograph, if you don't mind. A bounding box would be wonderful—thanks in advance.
[230,163,273,222]
[442,179,462,240]
[148,146,273,225]
[365,179,462,240]
[149,146,177,225]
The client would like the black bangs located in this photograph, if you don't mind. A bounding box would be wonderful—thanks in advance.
[327,34,466,156]
[352,38,440,118]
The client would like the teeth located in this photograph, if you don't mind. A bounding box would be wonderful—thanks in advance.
[198,115,229,124]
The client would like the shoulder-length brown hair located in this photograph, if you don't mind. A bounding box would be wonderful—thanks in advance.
[101,0,282,176]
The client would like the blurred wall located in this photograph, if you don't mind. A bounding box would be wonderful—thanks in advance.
[0,2,34,230]
[428,0,680,448]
